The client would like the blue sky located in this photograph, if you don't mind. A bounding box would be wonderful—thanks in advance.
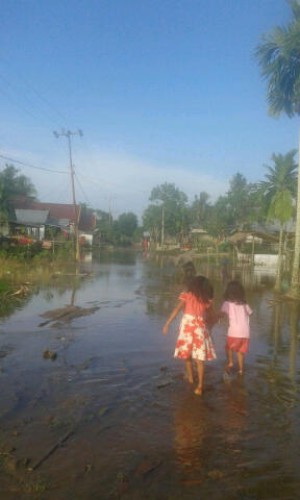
[0,0,297,219]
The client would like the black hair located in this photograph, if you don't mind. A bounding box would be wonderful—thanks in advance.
[187,275,214,303]
[223,280,246,304]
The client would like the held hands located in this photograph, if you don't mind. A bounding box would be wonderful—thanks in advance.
[217,311,228,326]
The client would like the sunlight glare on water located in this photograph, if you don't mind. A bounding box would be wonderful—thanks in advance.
[0,251,300,499]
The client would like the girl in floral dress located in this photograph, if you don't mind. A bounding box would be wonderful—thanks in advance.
[162,275,216,396]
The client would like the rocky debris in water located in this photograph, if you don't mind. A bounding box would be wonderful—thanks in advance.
[0,443,27,475]
[39,305,100,327]
[10,283,30,298]
[43,350,57,361]
[134,457,162,477]
[207,469,224,479]
[52,271,93,278]
[156,366,172,388]
[28,428,74,471]
[156,380,172,389]
[0,345,14,358]
[1,444,16,454]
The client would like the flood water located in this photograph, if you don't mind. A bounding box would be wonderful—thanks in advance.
[1,251,300,499]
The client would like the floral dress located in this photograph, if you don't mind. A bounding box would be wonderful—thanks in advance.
[174,291,216,361]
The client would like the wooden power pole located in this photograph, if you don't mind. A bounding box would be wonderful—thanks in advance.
[53,128,83,263]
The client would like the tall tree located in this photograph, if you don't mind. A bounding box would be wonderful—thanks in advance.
[256,0,300,297]
[208,195,233,238]
[142,204,162,244]
[260,150,297,291]
[227,173,254,229]
[0,165,37,222]
[118,212,138,238]
[207,173,259,237]
[148,183,189,245]
[191,191,210,228]
[94,209,113,245]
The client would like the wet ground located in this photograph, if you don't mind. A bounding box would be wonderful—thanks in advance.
[0,251,300,499]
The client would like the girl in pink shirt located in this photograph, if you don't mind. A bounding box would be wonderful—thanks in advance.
[220,280,252,375]
[162,275,216,396]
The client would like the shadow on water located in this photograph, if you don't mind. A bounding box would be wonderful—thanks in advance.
[0,251,300,498]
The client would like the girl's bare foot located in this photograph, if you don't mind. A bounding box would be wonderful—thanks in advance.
[194,386,202,396]
[225,363,233,371]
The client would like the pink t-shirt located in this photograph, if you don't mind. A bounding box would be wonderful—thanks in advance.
[179,291,210,317]
[221,301,252,338]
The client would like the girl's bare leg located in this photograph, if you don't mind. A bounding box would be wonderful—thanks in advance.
[184,358,193,383]
[237,352,244,374]
[194,360,204,395]
[226,348,233,370]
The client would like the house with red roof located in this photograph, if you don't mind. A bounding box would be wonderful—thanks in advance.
[7,200,96,246]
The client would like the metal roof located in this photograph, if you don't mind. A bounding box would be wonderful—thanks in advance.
[15,209,49,225]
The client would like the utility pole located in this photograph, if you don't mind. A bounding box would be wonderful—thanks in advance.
[161,204,165,247]
[53,128,83,263]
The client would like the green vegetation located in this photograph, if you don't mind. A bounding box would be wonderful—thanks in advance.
[1,2,300,296]
[94,210,141,247]
[259,151,297,291]
[255,0,300,296]
[143,183,189,246]
[0,164,37,224]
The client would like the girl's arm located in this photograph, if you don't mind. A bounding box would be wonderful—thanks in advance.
[206,302,226,328]
[162,301,184,335]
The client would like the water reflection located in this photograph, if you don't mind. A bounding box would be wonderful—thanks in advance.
[288,302,299,383]
[263,300,300,389]
[0,251,300,499]
[173,394,209,485]
[171,376,250,495]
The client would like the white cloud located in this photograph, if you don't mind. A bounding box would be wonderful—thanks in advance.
[1,146,228,221]
[71,149,229,219]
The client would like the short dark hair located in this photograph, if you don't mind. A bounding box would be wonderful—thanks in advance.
[224,280,246,304]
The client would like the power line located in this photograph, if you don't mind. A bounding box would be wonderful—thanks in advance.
[0,154,67,174]
[0,69,68,128]
[74,170,90,205]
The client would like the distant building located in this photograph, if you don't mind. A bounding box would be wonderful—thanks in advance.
[6,200,96,245]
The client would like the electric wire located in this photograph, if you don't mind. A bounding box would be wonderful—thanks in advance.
[0,154,67,174]
[0,81,48,125]
[0,65,152,216]
[0,69,67,129]
[73,170,90,205]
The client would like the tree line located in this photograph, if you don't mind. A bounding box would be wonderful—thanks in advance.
[1,150,296,250]
[1,0,300,295]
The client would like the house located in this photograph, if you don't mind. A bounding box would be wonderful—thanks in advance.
[228,221,296,250]
[190,227,214,247]
[227,226,292,267]
[7,200,96,245]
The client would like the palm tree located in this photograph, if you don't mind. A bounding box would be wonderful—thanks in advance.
[256,0,300,297]
[260,151,297,291]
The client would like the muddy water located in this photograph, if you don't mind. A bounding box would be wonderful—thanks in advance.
[0,251,300,499]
